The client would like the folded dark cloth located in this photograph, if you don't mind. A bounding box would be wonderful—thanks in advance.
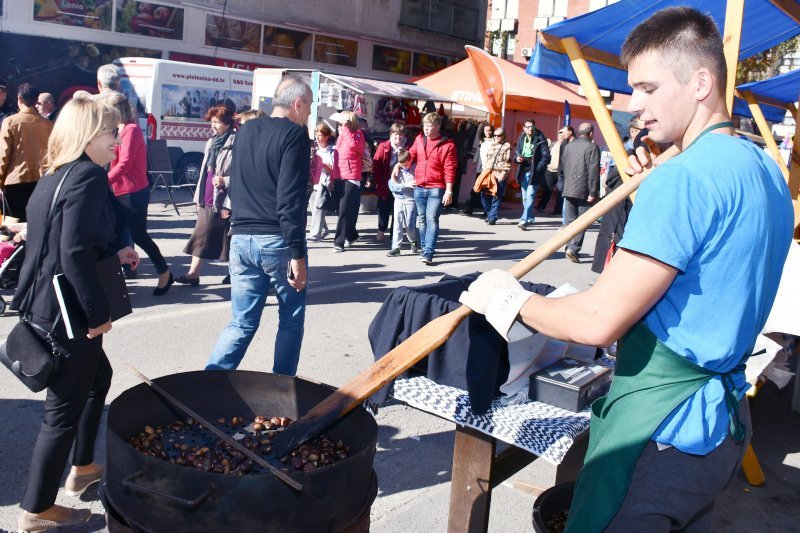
[367,273,554,415]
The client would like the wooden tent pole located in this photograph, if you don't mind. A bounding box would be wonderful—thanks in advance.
[722,0,745,113]
[790,102,800,202]
[560,37,631,185]
[739,90,791,179]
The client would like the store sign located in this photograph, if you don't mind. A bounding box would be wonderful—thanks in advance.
[412,52,449,77]
[372,45,412,75]
[116,0,184,41]
[205,14,261,53]
[263,25,312,61]
[34,0,113,30]
[314,35,358,68]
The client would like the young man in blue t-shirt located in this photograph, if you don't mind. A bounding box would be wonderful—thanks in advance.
[459,7,793,531]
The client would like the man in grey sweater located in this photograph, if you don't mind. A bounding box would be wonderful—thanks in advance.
[558,122,600,262]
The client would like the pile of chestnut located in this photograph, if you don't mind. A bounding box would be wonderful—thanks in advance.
[128,415,349,475]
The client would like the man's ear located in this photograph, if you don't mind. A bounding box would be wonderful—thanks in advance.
[693,67,714,102]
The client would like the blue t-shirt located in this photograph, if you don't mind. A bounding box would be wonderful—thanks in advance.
[619,133,792,455]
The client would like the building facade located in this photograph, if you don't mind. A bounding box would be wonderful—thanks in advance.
[486,0,620,64]
[0,0,486,99]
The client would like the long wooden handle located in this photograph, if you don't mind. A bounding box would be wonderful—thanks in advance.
[124,362,302,491]
[271,168,650,457]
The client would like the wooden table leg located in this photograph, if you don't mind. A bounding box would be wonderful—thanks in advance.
[447,425,496,533]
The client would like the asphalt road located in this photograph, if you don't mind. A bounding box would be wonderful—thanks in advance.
[0,196,798,532]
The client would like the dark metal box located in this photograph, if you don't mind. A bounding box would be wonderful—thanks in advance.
[529,358,613,412]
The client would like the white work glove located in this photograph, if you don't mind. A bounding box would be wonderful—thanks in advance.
[459,270,533,340]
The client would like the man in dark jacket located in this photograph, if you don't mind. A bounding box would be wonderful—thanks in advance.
[558,122,600,262]
[205,74,311,376]
[514,119,550,230]
[0,78,15,125]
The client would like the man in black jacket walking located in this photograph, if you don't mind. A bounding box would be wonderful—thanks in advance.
[206,74,312,376]
[514,119,549,230]
[559,122,600,262]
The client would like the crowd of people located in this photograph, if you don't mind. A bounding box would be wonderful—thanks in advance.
[2,7,794,526]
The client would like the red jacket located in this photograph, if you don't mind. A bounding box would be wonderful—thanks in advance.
[334,126,364,182]
[108,123,148,196]
[371,139,405,200]
[408,133,456,189]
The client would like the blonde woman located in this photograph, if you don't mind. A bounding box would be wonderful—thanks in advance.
[10,93,139,532]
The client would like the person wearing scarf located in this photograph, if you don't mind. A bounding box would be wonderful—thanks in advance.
[176,105,235,286]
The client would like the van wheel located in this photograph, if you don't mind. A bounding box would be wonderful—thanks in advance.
[0,297,6,316]
[177,154,203,185]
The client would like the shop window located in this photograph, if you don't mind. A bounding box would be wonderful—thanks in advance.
[116,0,184,41]
[372,45,412,75]
[205,15,261,53]
[412,52,449,77]
[400,0,481,42]
[314,35,358,68]
[34,0,113,31]
[263,26,313,61]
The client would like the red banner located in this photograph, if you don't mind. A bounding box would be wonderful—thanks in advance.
[465,46,506,127]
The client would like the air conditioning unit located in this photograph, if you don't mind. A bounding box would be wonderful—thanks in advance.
[520,47,533,58]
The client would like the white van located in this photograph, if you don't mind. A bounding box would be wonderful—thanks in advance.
[115,57,254,183]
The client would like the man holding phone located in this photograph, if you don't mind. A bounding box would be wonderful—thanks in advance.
[205,74,311,377]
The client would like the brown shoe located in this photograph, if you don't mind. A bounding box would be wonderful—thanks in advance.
[18,506,91,532]
[64,465,104,497]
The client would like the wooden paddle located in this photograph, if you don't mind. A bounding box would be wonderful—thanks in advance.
[270,168,651,459]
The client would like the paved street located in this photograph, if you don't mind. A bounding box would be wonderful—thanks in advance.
[1,195,798,532]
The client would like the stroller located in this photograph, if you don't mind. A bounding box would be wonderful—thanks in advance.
[0,240,25,315]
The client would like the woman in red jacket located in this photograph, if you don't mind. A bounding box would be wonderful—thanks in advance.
[370,122,406,243]
[105,91,174,295]
[330,111,364,253]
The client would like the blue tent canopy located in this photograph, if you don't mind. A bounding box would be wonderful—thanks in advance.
[527,0,800,95]
[738,68,800,105]
[734,68,800,122]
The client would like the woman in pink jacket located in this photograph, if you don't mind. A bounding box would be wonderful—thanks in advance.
[105,91,174,295]
[330,111,364,253]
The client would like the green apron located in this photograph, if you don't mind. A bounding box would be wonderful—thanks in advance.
[564,322,746,532]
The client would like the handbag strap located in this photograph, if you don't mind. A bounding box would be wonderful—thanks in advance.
[20,162,79,331]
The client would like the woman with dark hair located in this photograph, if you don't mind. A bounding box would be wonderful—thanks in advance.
[308,122,338,240]
[175,105,234,285]
[11,93,139,532]
[103,91,173,295]
[330,111,364,253]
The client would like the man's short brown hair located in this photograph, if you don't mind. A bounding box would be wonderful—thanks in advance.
[621,7,727,96]
[397,148,411,164]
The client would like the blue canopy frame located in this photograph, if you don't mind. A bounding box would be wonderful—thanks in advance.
[527,0,800,95]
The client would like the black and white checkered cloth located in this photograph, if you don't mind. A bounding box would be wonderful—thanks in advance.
[393,375,592,465]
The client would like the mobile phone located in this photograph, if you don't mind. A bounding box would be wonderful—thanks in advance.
[287,260,295,281]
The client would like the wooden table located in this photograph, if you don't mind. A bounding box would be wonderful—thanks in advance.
[392,376,591,533]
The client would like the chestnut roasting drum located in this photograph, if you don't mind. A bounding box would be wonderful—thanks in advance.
[103,371,378,532]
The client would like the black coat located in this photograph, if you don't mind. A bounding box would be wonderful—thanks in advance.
[591,164,632,273]
[514,129,550,186]
[12,157,119,329]
[367,273,554,415]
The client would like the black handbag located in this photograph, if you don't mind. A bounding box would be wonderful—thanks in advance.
[316,185,336,211]
[0,319,66,392]
[0,163,76,392]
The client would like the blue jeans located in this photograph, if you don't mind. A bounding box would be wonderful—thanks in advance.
[414,187,444,259]
[206,234,306,375]
[518,170,539,224]
[480,178,507,222]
